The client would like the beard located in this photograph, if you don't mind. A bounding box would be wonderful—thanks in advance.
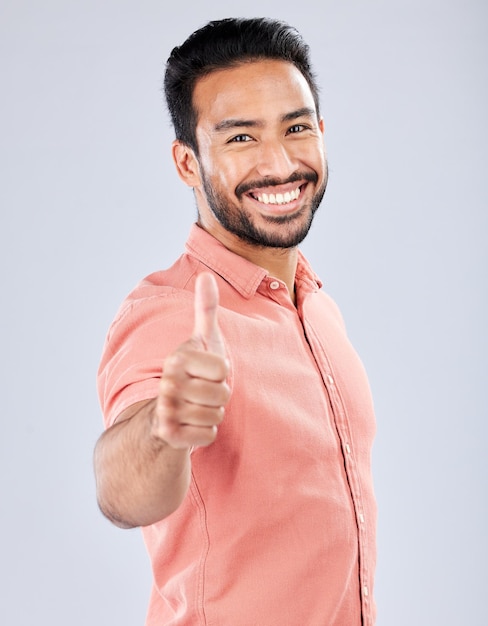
[199,165,328,249]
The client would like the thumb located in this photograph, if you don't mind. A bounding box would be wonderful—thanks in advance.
[192,272,225,355]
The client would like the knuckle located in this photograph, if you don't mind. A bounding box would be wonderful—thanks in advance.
[159,373,183,399]
[219,382,231,404]
[212,355,228,380]
[199,425,218,445]
[219,357,230,377]
[163,350,186,373]
[214,406,225,425]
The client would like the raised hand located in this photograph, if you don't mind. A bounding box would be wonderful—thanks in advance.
[153,272,230,449]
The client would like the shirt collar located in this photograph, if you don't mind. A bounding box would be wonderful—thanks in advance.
[185,223,322,299]
[185,224,267,299]
[296,249,323,292]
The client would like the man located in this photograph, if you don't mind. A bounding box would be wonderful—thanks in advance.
[94,17,377,626]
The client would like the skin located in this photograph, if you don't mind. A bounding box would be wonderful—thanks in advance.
[94,59,327,528]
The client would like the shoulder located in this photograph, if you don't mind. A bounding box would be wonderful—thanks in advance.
[97,255,201,426]
[108,254,200,336]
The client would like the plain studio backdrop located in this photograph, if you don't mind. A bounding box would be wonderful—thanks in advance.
[1,1,486,624]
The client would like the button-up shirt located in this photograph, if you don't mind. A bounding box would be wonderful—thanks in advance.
[98,223,377,625]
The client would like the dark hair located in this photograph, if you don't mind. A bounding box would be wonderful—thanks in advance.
[164,17,320,152]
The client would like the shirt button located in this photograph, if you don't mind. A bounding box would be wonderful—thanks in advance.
[359,513,365,524]
[363,585,369,597]
[345,443,351,454]
[269,281,280,290]
[327,374,334,385]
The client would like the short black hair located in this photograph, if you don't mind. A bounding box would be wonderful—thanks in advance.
[164,17,320,153]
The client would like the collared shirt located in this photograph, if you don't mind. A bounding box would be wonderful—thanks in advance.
[98,223,377,625]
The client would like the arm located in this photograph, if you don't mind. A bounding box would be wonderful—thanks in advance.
[93,273,230,529]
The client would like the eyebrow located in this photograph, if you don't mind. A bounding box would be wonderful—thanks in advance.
[213,107,317,132]
[214,118,264,131]
[281,107,317,122]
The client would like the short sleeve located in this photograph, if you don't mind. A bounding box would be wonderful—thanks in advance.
[97,291,195,428]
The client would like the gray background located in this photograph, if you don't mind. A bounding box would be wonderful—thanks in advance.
[1,0,486,624]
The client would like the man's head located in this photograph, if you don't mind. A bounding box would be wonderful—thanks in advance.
[166,18,327,251]
[164,17,320,154]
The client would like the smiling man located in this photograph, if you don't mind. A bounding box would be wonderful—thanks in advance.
[94,17,377,626]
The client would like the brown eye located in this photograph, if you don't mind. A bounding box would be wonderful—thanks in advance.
[229,134,252,143]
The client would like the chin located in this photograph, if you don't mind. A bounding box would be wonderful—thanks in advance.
[235,210,315,249]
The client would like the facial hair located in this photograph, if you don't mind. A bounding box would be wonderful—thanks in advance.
[199,165,328,249]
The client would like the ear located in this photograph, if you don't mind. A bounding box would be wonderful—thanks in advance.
[319,117,325,135]
[172,140,201,187]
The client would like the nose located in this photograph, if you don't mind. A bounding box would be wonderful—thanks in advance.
[254,139,297,180]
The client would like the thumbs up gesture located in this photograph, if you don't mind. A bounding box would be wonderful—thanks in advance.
[154,273,230,449]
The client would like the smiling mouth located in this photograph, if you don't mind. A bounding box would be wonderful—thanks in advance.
[250,186,301,206]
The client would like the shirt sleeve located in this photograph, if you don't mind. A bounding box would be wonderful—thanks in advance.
[97,291,195,429]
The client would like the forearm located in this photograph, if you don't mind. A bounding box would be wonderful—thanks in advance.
[94,399,191,529]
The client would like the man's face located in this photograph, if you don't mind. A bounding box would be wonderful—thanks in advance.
[190,59,328,249]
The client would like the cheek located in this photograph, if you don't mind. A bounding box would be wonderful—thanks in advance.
[306,145,327,179]
[305,140,325,162]
[207,155,246,191]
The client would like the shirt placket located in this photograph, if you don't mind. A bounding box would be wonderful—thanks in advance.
[302,316,373,626]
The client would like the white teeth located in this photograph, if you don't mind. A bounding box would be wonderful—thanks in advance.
[255,187,300,205]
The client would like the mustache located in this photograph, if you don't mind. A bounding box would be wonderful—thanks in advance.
[235,171,318,198]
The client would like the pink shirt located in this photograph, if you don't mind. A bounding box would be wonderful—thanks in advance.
[98,224,377,625]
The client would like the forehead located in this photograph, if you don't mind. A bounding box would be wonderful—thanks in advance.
[192,59,317,128]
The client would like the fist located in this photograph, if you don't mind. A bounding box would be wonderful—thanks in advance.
[153,273,230,449]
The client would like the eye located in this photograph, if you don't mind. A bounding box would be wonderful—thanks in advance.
[287,124,307,134]
[228,134,253,143]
